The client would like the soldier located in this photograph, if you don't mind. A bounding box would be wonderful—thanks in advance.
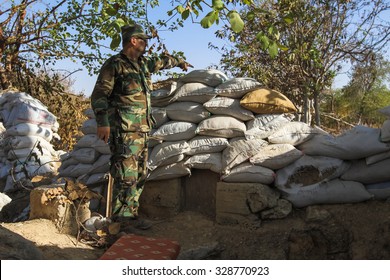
[91,23,191,229]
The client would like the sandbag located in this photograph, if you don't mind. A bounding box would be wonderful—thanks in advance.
[151,107,169,128]
[245,113,295,140]
[281,179,372,208]
[249,143,304,170]
[70,148,100,164]
[170,82,216,103]
[268,122,325,146]
[221,138,268,174]
[240,88,297,114]
[178,69,228,87]
[186,136,229,155]
[203,97,255,121]
[275,155,351,189]
[150,121,197,141]
[221,162,275,184]
[215,77,261,99]
[298,125,390,160]
[165,102,210,123]
[146,162,191,181]
[148,141,191,171]
[196,115,246,138]
[365,182,390,200]
[184,153,222,173]
[5,123,53,142]
[341,158,390,184]
[380,119,390,142]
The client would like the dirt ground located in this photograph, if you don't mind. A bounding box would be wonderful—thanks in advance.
[1,199,390,260]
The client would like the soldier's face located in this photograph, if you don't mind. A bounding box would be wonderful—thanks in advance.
[135,37,147,54]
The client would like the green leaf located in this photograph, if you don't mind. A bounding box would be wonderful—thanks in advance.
[200,11,218,29]
[105,5,117,16]
[212,0,224,10]
[177,5,185,14]
[228,11,244,33]
[256,32,269,49]
[110,33,121,50]
[268,41,279,58]
[283,14,294,24]
[247,11,255,21]
[182,9,190,20]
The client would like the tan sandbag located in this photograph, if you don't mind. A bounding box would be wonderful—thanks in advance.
[240,88,297,114]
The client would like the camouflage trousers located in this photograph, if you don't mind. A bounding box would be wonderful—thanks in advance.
[108,130,149,218]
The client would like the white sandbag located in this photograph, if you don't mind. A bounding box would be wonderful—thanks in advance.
[365,182,390,200]
[298,126,390,160]
[7,146,56,161]
[81,119,97,135]
[341,158,390,184]
[83,108,95,119]
[196,115,247,138]
[150,121,197,141]
[184,153,222,173]
[268,122,324,146]
[0,192,12,211]
[75,134,102,148]
[5,123,53,142]
[59,164,76,177]
[165,102,210,123]
[275,155,350,189]
[3,135,54,153]
[221,162,275,184]
[249,143,304,170]
[151,107,169,128]
[70,147,100,164]
[151,82,178,107]
[13,161,58,177]
[170,82,216,103]
[59,157,79,172]
[178,69,228,87]
[245,114,295,140]
[365,150,390,165]
[380,119,390,142]
[148,141,191,171]
[70,163,93,177]
[203,97,255,121]
[146,162,191,181]
[215,77,261,99]
[186,136,229,155]
[158,154,186,167]
[5,99,57,128]
[222,138,268,174]
[281,179,372,208]
[90,154,110,174]
[86,172,107,185]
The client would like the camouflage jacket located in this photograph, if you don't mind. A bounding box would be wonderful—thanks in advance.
[90,51,182,132]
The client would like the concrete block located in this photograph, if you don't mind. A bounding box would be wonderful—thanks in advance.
[216,182,279,225]
[140,178,184,218]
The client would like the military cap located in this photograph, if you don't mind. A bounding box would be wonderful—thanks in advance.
[121,24,152,43]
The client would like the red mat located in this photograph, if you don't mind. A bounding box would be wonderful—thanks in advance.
[99,234,181,260]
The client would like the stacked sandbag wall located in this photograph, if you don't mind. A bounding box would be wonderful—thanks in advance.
[0,91,61,191]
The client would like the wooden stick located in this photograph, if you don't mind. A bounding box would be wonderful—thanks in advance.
[105,173,114,218]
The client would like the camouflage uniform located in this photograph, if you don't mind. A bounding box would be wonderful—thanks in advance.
[91,44,184,218]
